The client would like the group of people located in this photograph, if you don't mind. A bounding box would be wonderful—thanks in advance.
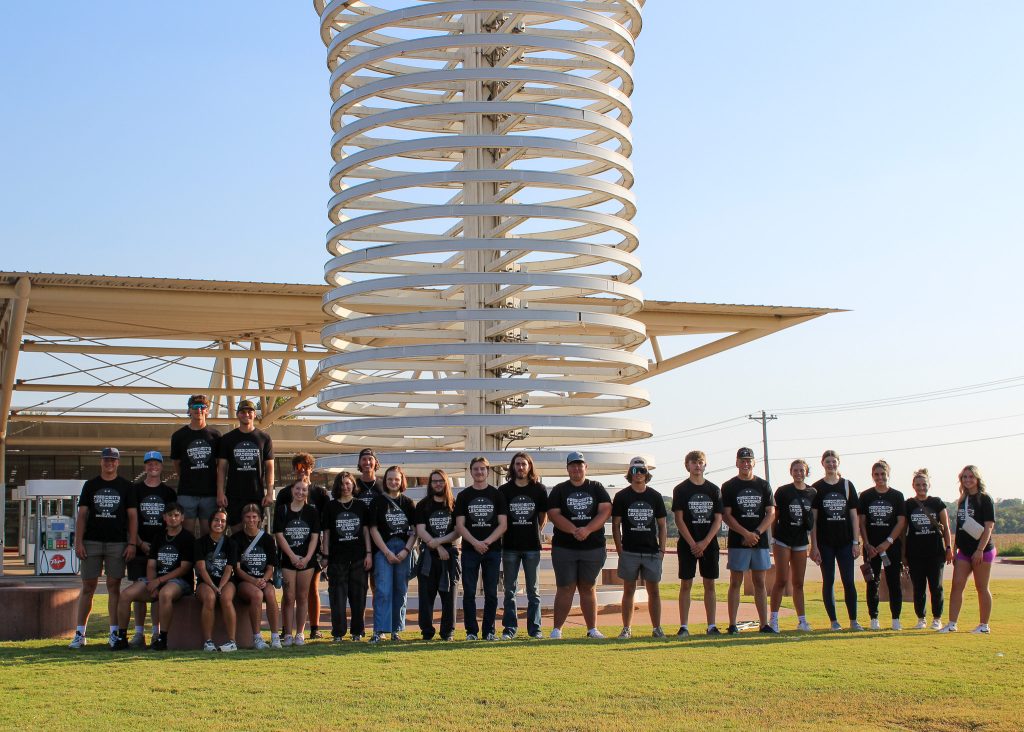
[68,394,997,651]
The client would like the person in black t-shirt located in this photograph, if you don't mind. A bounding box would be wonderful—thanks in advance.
[195,507,239,651]
[769,459,817,632]
[672,450,723,636]
[858,459,907,630]
[454,456,508,640]
[275,453,329,639]
[126,451,176,648]
[322,471,372,641]
[274,478,321,646]
[170,393,221,537]
[940,465,997,634]
[233,503,282,649]
[902,469,952,630]
[368,466,417,642]
[354,447,384,509]
[809,449,863,630]
[498,452,548,640]
[547,452,612,640]
[721,447,775,634]
[113,502,194,651]
[415,469,460,641]
[216,399,274,531]
[70,447,138,650]
[612,457,667,640]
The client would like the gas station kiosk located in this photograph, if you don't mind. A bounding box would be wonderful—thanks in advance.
[22,480,83,576]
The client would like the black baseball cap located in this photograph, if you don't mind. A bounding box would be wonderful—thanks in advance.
[736,447,756,460]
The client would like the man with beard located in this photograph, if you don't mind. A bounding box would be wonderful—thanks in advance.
[498,452,548,640]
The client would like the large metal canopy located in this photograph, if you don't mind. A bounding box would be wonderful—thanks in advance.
[0,271,839,456]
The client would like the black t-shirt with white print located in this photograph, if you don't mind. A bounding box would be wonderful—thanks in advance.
[134,481,176,545]
[955,492,996,555]
[149,528,196,585]
[355,476,384,509]
[454,485,508,548]
[773,483,816,548]
[415,497,455,556]
[499,480,548,552]
[368,493,416,545]
[721,476,774,549]
[671,479,723,548]
[858,487,906,547]
[195,533,238,584]
[79,476,138,543]
[811,478,859,547]
[904,496,947,558]
[232,530,278,579]
[217,427,274,502]
[612,485,667,553]
[548,478,612,550]
[170,425,221,496]
[322,498,368,563]
[274,504,321,568]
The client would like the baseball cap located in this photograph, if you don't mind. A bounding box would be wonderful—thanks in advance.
[236,399,257,412]
[736,447,756,460]
[566,451,586,465]
[143,450,163,463]
[629,456,651,473]
[100,447,120,459]
[188,394,210,408]
[358,448,376,459]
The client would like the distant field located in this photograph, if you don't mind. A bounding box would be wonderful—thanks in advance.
[994,533,1024,554]
[2,580,1022,731]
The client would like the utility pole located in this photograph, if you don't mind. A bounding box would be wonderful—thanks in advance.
[748,410,778,484]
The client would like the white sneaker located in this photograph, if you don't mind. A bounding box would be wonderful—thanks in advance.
[830,621,842,631]
[294,634,305,646]
[203,640,217,652]
[652,627,666,639]
[797,620,813,632]
[253,636,269,650]
[282,635,294,647]
[549,628,562,639]
[913,618,927,630]
[769,618,779,633]
[128,633,147,649]
[219,640,238,652]
[937,623,958,634]
[270,636,283,649]
[891,619,902,631]
[930,619,943,631]
[870,619,881,631]
[69,631,87,649]
[587,628,606,639]
[617,627,631,639]
[108,631,119,648]
[970,624,991,634]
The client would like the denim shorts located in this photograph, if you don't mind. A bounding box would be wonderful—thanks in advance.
[727,547,771,572]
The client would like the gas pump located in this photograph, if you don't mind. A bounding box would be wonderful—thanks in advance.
[38,515,77,575]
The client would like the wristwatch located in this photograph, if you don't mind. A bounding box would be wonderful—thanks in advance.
[852,540,861,545]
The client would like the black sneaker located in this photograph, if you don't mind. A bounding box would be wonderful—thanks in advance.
[706,626,722,635]
[309,629,323,640]
[111,636,129,651]
[151,635,168,651]
[727,624,740,635]
[675,626,689,637]
[760,625,779,634]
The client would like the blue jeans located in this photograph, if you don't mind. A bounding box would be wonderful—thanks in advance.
[502,549,541,636]
[461,546,501,636]
[820,542,858,622]
[373,537,411,634]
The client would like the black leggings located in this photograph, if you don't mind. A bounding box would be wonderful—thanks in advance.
[906,554,944,619]
[819,542,858,622]
[865,541,903,619]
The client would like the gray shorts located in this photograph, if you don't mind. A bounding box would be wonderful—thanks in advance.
[727,547,772,572]
[178,495,218,520]
[80,541,127,580]
[617,550,663,582]
[551,546,606,587]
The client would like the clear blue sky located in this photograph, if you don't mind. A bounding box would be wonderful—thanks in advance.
[2,3,1022,499]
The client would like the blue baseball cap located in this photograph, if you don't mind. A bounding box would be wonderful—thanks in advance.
[566,451,586,465]
[143,450,163,463]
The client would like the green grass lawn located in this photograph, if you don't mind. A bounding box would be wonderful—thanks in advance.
[2,580,1020,731]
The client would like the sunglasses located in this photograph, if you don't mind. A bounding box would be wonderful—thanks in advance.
[188,403,208,410]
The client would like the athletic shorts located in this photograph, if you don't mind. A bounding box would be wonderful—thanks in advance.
[617,551,663,582]
[727,547,771,572]
[80,540,127,580]
[678,545,720,580]
[551,546,606,586]
[178,495,218,520]
[957,547,997,563]
[772,538,809,552]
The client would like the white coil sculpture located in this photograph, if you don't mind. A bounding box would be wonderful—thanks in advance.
[313,0,651,474]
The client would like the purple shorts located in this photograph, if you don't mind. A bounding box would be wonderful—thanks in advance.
[956,547,996,563]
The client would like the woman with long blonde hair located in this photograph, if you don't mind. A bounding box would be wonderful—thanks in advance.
[939,465,996,634]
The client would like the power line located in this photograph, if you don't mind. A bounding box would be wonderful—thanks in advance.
[772,412,1024,443]
[772,431,1024,461]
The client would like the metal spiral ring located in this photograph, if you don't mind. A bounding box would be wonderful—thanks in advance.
[313,0,651,473]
